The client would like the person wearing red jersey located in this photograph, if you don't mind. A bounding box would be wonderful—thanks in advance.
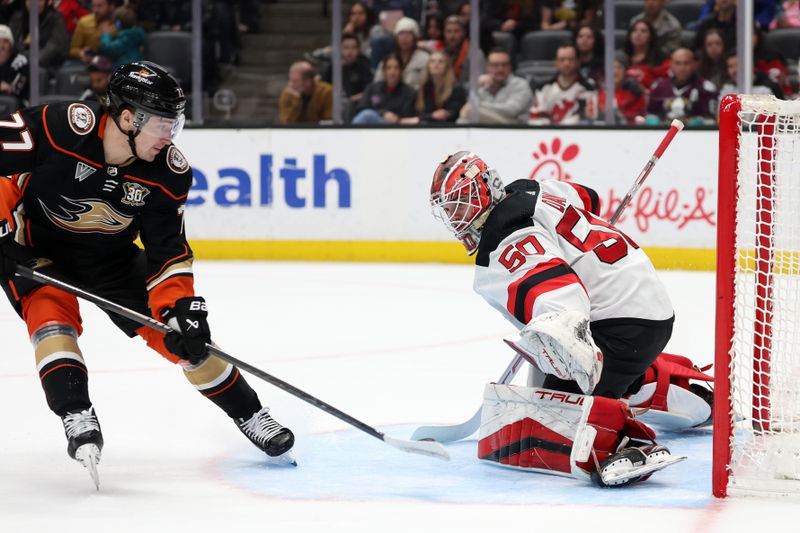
[0,61,294,487]
[429,151,712,486]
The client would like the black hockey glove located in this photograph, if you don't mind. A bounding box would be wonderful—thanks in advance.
[161,296,212,365]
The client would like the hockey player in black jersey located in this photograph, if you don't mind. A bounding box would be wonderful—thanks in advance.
[429,151,713,487]
[0,61,294,488]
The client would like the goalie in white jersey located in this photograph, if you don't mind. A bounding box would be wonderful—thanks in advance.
[429,151,712,487]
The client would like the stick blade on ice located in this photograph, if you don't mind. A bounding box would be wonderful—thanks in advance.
[410,407,481,443]
[383,435,450,461]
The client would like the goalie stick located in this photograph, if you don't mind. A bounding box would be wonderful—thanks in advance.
[14,265,450,462]
[411,120,684,444]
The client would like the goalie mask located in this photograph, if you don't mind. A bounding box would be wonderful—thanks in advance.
[430,151,505,254]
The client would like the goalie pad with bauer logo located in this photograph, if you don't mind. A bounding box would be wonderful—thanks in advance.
[478,384,670,484]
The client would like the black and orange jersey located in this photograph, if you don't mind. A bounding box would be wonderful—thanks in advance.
[0,101,194,317]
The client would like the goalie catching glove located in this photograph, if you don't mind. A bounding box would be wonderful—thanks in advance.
[162,296,212,365]
[509,310,603,395]
[478,384,685,487]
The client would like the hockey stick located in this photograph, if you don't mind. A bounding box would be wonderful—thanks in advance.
[410,352,526,442]
[411,120,684,444]
[13,264,450,462]
[610,119,684,223]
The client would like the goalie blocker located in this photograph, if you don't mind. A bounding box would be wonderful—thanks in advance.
[478,384,686,487]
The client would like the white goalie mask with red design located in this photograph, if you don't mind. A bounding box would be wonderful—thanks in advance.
[430,151,505,254]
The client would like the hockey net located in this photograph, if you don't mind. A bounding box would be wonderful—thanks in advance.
[714,94,800,498]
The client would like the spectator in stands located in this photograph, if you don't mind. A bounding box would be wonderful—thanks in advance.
[80,53,112,101]
[453,1,496,55]
[753,23,794,97]
[98,5,144,69]
[134,0,187,31]
[443,14,484,83]
[351,53,416,124]
[307,1,376,65]
[481,1,540,53]
[630,0,683,55]
[694,0,777,30]
[485,0,540,35]
[458,47,532,125]
[529,43,597,125]
[597,54,647,125]
[9,0,69,72]
[69,0,115,64]
[698,28,727,89]
[770,0,800,28]
[57,0,89,35]
[540,0,600,31]
[646,47,718,126]
[367,4,406,68]
[374,17,429,90]
[322,33,373,103]
[279,61,333,125]
[624,19,670,91]
[718,52,785,98]
[694,0,737,52]
[419,12,445,52]
[346,1,376,57]
[401,50,466,124]
[574,24,603,85]
[0,23,28,106]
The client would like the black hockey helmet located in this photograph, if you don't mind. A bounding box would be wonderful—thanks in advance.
[105,61,186,120]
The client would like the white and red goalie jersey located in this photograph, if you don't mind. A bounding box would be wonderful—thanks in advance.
[473,178,673,328]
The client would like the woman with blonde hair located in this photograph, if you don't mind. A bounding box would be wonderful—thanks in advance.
[402,50,466,124]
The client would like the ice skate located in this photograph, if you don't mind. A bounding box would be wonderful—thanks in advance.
[591,442,686,488]
[236,406,297,466]
[61,407,104,490]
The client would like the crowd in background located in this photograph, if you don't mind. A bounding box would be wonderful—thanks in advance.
[0,0,257,111]
[0,0,796,126]
[282,0,800,126]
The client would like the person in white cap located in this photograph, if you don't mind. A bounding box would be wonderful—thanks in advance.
[0,23,29,106]
[373,16,430,90]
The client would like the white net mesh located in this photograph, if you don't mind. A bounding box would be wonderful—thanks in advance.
[729,95,800,495]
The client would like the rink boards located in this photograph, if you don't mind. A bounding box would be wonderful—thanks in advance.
[178,127,718,270]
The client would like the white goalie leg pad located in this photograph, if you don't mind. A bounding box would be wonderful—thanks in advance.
[514,310,603,394]
[628,383,711,430]
[478,383,675,485]
[478,383,599,481]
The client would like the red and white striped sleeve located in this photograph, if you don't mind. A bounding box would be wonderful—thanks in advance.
[474,226,590,329]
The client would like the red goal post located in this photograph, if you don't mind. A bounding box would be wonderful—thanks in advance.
[714,94,800,498]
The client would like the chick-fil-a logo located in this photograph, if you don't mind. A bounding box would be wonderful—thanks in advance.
[528,136,716,232]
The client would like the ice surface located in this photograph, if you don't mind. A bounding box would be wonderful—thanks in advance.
[1,262,798,532]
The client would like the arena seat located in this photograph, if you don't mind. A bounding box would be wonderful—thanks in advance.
[519,30,572,62]
[144,31,192,86]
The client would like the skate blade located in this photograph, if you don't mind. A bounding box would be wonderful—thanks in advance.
[601,455,686,485]
[268,449,298,467]
[74,443,101,490]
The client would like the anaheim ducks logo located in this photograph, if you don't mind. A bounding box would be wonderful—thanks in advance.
[67,103,95,135]
[39,197,133,234]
